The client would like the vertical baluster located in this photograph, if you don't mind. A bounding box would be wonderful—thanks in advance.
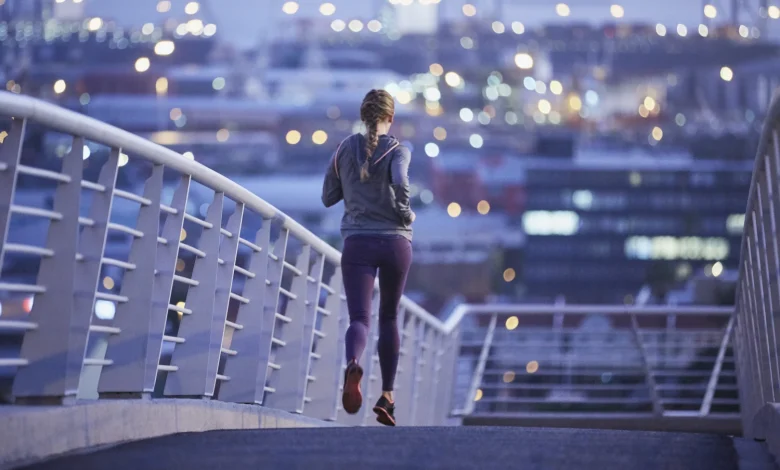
[394,316,419,426]
[751,196,777,403]
[256,228,289,404]
[146,175,190,393]
[0,118,25,270]
[304,267,343,421]
[264,244,314,412]
[741,267,763,425]
[207,202,243,396]
[768,132,780,392]
[434,328,461,425]
[164,193,224,397]
[425,332,443,425]
[98,164,164,397]
[745,240,767,407]
[14,143,118,402]
[218,221,272,404]
[414,327,436,425]
[300,252,325,412]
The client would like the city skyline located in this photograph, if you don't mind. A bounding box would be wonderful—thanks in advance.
[81,0,777,48]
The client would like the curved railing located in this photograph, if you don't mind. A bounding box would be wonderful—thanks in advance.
[0,92,458,427]
[735,91,780,442]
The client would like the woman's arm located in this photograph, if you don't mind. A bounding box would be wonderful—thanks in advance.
[390,146,415,225]
[321,148,343,208]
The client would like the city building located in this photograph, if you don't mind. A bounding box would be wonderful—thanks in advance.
[519,150,752,303]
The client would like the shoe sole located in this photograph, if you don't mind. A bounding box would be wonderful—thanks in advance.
[373,406,396,427]
[342,365,363,414]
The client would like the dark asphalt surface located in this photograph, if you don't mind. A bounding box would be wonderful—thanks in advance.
[19,426,775,470]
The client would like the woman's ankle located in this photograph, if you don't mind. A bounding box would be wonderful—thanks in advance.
[381,391,394,403]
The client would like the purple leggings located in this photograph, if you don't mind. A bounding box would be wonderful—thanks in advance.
[342,234,412,392]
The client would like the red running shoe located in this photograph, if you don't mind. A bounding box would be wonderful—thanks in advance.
[342,360,364,414]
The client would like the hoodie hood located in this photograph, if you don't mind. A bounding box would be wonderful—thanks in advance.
[350,133,401,168]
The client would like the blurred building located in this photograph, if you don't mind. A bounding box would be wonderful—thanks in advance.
[519,151,752,303]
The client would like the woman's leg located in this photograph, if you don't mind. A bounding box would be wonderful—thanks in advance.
[341,236,378,365]
[376,238,413,394]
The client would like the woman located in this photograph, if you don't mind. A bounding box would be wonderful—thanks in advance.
[321,89,415,426]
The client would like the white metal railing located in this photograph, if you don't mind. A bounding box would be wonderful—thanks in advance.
[0,92,459,427]
[446,304,737,421]
[734,91,780,440]
[0,92,746,433]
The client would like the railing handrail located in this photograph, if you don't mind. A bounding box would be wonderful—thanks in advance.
[0,91,445,331]
[444,304,734,331]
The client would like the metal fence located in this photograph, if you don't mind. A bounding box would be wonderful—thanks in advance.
[447,304,737,427]
[734,93,780,439]
[0,92,750,435]
[0,92,458,426]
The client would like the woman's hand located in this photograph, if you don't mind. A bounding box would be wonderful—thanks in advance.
[409,211,416,224]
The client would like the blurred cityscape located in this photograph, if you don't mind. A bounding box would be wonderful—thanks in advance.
[0,0,770,321]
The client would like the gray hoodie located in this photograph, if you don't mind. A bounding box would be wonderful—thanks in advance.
[321,133,414,241]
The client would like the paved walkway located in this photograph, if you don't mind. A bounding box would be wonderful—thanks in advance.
[19,426,777,470]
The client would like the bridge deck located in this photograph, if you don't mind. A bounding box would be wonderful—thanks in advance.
[19,426,776,470]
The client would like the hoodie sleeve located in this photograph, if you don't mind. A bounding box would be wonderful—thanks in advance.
[321,143,344,208]
[390,145,415,225]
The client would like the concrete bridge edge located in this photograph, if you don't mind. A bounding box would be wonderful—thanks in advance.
[0,399,338,469]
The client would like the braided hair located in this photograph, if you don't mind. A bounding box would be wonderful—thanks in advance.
[359,89,395,182]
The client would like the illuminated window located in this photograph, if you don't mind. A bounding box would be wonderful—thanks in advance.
[624,236,729,260]
[522,211,580,236]
[572,190,593,210]
[726,214,745,235]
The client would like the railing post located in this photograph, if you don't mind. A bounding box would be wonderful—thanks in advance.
[408,320,428,425]
[745,240,768,414]
[463,313,497,415]
[700,316,735,416]
[256,228,290,405]
[304,267,344,421]
[164,192,226,397]
[13,144,119,402]
[264,245,320,413]
[207,202,243,396]
[422,330,442,425]
[0,118,25,271]
[434,327,461,425]
[394,315,418,426]
[629,312,664,416]
[216,220,272,404]
[749,207,777,405]
[98,164,165,397]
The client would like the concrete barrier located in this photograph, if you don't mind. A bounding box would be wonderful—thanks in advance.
[0,399,337,469]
